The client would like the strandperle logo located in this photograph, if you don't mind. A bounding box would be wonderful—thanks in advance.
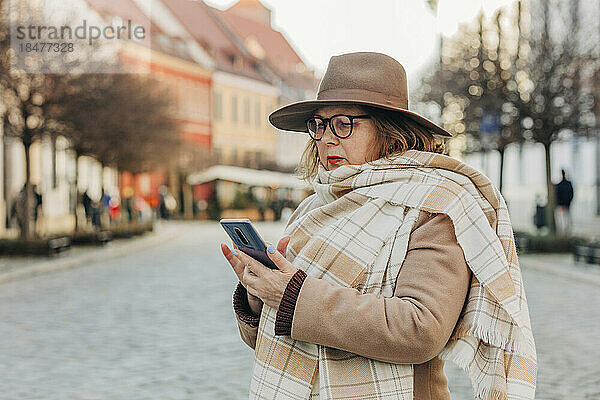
[15,19,146,45]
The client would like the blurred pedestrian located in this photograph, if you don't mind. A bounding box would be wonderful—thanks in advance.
[257,194,266,221]
[32,185,44,237]
[533,194,546,232]
[82,190,93,225]
[555,169,574,237]
[158,185,177,219]
[122,187,135,222]
[91,199,102,230]
[11,185,27,234]
[108,196,120,223]
[12,184,36,237]
[269,198,283,220]
[221,52,536,399]
[100,189,110,212]
[159,185,169,219]
[100,189,113,226]
[32,185,42,223]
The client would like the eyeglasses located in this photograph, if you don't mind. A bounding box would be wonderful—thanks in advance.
[305,114,371,140]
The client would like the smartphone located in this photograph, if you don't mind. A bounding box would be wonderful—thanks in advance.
[220,218,278,269]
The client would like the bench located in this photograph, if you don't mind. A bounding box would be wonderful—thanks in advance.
[572,240,600,264]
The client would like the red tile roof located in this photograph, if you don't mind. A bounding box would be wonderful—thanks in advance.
[217,10,301,71]
[229,0,269,10]
[161,0,238,56]
[216,7,317,91]
[85,0,160,34]
[160,0,268,82]
[85,0,197,62]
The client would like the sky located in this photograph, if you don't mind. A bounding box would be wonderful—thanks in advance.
[205,0,516,84]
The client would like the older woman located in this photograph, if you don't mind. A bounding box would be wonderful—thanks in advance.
[220,52,536,400]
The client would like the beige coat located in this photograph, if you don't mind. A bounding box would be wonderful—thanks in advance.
[234,200,471,400]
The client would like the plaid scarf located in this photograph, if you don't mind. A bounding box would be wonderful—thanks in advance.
[249,150,537,400]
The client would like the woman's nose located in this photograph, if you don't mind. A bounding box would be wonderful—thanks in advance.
[322,123,339,144]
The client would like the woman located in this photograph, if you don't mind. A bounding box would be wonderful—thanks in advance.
[220,52,537,400]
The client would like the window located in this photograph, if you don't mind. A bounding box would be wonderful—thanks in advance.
[214,91,222,120]
[232,94,238,123]
[255,99,261,127]
[244,96,250,125]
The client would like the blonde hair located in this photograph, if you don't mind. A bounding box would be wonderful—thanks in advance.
[296,105,446,182]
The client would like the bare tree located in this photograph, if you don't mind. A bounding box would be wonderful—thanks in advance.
[0,0,100,238]
[1,4,50,238]
[1,2,182,237]
[517,0,594,234]
[418,0,595,234]
[420,7,526,193]
[44,72,183,228]
[48,73,182,172]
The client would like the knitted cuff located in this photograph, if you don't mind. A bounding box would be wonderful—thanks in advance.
[233,282,260,327]
[275,269,308,336]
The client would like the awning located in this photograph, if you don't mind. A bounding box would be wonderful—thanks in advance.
[187,165,311,190]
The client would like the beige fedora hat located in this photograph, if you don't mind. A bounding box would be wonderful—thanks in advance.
[269,51,451,137]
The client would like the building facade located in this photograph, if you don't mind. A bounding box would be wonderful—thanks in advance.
[211,71,279,167]
[217,0,318,170]
[466,138,600,235]
[2,0,319,234]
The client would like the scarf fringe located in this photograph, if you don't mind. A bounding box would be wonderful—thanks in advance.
[452,322,533,357]
[438,341,508,400]
[439,321,535,400]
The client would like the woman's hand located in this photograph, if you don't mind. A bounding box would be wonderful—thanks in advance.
[221,236,298,310]
[221,242,265,315]
[246,294,263,316]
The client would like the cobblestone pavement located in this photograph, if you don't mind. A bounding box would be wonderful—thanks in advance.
[1,222,599,399]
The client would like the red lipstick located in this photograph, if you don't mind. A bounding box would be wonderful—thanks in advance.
[327,156,344,165]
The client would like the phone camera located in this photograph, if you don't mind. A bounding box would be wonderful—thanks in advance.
[234,227,250,246]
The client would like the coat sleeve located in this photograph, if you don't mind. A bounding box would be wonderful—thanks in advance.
[236,316,260,350]
[289,211,472,364]
[233,282,261,349]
